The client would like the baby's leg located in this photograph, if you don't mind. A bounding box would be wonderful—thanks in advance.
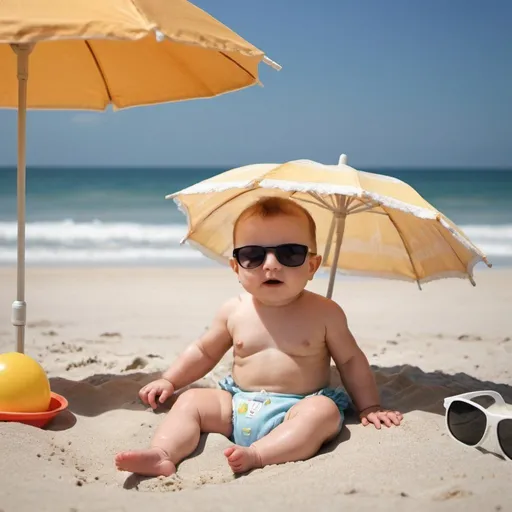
[224,395,340,473]
[116,388,232,476]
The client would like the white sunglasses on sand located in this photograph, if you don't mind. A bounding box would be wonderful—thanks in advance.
[443,391,512,461]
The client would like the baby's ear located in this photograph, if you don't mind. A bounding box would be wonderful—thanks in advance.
[229,257,239,275]
[308,254,322,278]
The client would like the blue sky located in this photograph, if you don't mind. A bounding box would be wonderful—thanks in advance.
[0,0,510,168]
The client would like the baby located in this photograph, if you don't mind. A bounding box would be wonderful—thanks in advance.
[115,196,402,477]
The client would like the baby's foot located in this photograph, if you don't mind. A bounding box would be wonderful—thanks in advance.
[115,447,176,477]
[224,445,262,473]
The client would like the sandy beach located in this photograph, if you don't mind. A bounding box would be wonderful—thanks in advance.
[0,265,511,511]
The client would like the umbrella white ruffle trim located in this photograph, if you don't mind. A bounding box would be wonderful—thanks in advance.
[168,178,432,218]
[166,180,257,197]
[169,178,439,219]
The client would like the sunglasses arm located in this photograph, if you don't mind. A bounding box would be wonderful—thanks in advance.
[444,390,506,408]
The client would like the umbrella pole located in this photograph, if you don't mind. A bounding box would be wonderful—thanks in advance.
[326,195,349,299]
[322,214,336,265]
[326,212,347,299]
[10,43,33,354]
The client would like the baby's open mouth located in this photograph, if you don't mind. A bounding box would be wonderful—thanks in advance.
[264,279,283,285]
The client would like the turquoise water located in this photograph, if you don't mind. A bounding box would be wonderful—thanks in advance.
[0,166,511,266]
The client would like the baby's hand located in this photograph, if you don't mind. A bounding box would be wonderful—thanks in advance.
[139,379,175,409]
[360,406,403,429]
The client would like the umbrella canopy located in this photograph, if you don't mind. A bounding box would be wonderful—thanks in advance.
[0,0,280,108]
[0,0,280,353]
[168,154,491,298]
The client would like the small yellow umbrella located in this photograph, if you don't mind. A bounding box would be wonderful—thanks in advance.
[167,154,491,297]
[0,0,280,353]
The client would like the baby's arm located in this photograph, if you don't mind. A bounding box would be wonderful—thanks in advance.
[324,300,402,428]
[160,297,236,390]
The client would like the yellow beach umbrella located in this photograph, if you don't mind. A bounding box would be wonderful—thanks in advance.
[0,0,280,353]
[167,154,491,297]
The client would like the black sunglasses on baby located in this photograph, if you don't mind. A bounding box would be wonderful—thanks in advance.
[232,243,313,269]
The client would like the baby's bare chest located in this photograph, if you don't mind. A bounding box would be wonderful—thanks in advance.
[229,308,326,357]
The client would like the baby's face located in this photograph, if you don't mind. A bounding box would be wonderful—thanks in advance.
[230,213,322,306]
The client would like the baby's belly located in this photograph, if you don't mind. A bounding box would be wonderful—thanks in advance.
[232,349,331,395]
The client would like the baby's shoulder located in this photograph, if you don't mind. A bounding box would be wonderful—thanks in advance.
[302,291,346,317]
[218,293,249,316]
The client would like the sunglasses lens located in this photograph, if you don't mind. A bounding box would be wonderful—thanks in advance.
[236,246,265,269]
[447,400,487,446]
[497,419,512,460]
[276,244,308,267]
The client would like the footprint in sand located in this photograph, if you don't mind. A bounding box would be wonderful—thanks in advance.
[434,488,473,501]
[66,356,100,371]
[48,342,83,354]
[457,334,482,341]
[123,357,148,371]
[100,332,122,338]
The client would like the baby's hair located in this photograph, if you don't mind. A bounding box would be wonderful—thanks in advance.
[233,196,317,252]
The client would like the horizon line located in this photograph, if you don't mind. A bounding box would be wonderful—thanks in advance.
[0,164,511,172]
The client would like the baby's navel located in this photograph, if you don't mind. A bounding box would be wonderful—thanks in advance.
[301,339,311,347]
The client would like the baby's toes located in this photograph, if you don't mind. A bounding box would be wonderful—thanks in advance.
[228,449,243,461]
[223,446,236,458]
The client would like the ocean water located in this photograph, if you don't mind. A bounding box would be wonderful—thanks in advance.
[0,166,511,267]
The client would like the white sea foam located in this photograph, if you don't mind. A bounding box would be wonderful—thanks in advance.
[0,247,204,264]
[0,220,186,244]
[460,224,512,240]
[0,220,511,264]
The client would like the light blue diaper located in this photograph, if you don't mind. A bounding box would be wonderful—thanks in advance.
[218,375,350,447]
